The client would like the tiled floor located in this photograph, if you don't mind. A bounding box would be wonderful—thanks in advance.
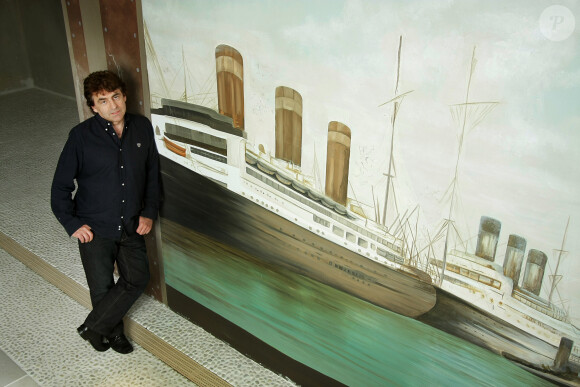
[0,247,194,386]
[0,347,38,387]
[0,88,294,387]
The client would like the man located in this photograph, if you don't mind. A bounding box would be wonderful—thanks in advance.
[51,70,160,354]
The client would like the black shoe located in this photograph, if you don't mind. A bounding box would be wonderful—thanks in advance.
[77,324,110,352]
[108,334,133,354]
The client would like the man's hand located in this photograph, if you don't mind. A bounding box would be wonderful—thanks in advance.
[136,216,153,235]
[72,224,93,243]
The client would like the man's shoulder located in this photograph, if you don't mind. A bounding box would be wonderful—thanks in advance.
[128,113,152,127]
[127,114,154,140]
[68,115,98,137]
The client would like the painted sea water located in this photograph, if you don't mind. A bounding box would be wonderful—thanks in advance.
[161,219,550,386]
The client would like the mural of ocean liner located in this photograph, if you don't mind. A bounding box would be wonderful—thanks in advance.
[151,44,437,319]
[149,42,579,383]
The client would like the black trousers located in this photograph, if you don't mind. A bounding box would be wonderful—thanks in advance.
[78,230,149,337]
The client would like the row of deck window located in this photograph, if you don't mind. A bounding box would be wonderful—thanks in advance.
[512,292,568,321]
[315,214,364,247]
[246,164,402,256]
[435,261,502,290]
[247,163,406,266]
[166,122,228,152]
[190,146,227,163]
[313,215,404,264]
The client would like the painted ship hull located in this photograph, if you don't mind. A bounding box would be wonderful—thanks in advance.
[159,153,436,318]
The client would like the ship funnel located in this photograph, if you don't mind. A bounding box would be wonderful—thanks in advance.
[325,121,351,206]
[502,234,526,289]
[275,86,303,166]
[215,45,244,129]
[521,249,547,296]
[475,216,501,262]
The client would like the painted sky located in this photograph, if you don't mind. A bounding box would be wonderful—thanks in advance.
[143,0,580,323]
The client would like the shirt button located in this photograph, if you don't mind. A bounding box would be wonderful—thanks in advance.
[121,216,124,219]
[122,183,125,186]
[122,200,125,203]
[121,166,124,168]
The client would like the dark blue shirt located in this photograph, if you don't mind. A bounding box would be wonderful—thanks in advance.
[51,113,160,239]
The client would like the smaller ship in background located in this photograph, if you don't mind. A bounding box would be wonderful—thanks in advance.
[420,216,580,384]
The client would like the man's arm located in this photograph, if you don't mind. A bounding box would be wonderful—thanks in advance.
[139,117,161,221]
[51,130,85,237]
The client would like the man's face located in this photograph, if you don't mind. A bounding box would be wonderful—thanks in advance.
[91,88,127,124]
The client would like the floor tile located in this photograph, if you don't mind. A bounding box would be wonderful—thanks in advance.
[5,375,40,387]
[0,349,26,385]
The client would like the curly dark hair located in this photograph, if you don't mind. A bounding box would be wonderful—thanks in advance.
[83,70,127,111]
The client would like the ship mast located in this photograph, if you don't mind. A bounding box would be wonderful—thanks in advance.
[143,21,170,99]
[439,46,498,285]
[182,46,188,103]
[145,29,217,109]
[548,217,570,306]
[312,143,324,192]
[379,36,413,227]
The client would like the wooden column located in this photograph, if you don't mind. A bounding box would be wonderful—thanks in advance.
[99,0,145,116]
[61,0,91,120]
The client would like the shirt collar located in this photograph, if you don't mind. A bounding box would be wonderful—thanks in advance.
[94,112,132,129]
